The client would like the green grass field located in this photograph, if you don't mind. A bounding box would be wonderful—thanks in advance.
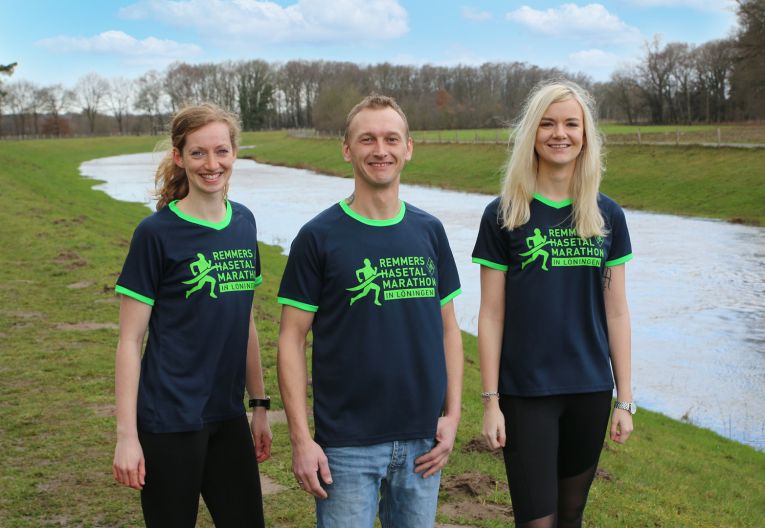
[312,123,765,145]
[1,135,764,527]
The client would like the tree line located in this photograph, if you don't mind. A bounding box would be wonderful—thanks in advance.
[1,0,762,137]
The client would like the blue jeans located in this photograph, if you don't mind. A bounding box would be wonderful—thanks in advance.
[316,438,441,528]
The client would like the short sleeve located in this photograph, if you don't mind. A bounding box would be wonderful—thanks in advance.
[277,226,323,312]
[435,222,461,305]
[254,238,263,286]
[115,221,163,306]
[472,199,509,271]
[605,204,633,267]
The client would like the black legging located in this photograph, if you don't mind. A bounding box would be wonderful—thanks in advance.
[138,414,264,528]
[499,391,612,528]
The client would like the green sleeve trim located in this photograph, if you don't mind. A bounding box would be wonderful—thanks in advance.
[440,288,462,306]
[254,275,263,287]
[115,285,155,306]
[338,199,406,226]
[472,257,509,271]
[168,200,232,230]
[277,297,319,312]
[606,253,633,267]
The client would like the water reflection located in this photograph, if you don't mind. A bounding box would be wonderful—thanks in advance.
[81,153,765,450]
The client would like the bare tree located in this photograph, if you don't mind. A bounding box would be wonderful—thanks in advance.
[0,62,16,136]
[38,84,75,136]
[135,70,167,134]
[4,80,39,135]
[107,77,134,134]
[637,36,677,124]
[696,39,735,122]
[75,73,110,134]
[731,0,765,118]
[603,68,644,124]
[235,61,274,130]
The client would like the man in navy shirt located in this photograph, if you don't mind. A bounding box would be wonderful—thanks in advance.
[277,95,463,527]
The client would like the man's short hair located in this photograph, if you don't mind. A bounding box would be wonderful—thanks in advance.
[343,94,410,143]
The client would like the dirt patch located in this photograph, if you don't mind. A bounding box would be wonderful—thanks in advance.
[436,524,478,528]
[441,471,509,498]
[438,472,512,523]
[461,436,503,458]
[95,297,120,304]
[56,322,119,331]
[54,250,87,270]
[595,467,613,481]
[268,409,287,425]
[67,280,93,289]
[439,501,513,524]
[261,474,287,496]
[92,404,116,418]
[246,409,288,426]
[6,311,44,319]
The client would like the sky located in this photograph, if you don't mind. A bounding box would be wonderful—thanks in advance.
[1,0,740,87]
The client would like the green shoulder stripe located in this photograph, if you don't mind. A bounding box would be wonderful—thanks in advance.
[277,297,319,312]
[254,275,263,287]
[606,253,634,267]
[440,288,462,306]
[115,285,155,306]
[472,257,509,272]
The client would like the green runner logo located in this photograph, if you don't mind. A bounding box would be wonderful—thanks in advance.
[182,249,258,299]
[518,227,605,271]
[347,258,382,306]
[183,253,219,298]
[520,228,551,271]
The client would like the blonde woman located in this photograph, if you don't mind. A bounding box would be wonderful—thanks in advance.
[112,103,271,527]
[472,80,634,527]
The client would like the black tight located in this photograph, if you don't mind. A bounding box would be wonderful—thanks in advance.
[499,391,611,527]
[138,414,264,528]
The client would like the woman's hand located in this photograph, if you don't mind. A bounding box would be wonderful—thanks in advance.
[113,435,146,490]
[481,402,506,450]
[251,408,272,463]
[610,408,634,444]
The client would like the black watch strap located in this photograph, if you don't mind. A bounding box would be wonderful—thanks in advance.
[248,396,270,410]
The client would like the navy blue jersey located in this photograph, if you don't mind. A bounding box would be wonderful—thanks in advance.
[472,193,632,396]
[116,200,262,433]
[278,201,461,447]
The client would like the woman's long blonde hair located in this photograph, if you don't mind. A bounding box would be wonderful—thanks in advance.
[154,103,241,210]
[499,80,605,238]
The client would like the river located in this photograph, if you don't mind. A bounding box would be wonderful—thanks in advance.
[81,152,765,451]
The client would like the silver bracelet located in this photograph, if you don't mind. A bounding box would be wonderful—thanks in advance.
[481,391,500,401]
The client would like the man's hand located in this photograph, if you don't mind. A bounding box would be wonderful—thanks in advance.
[292,439,333,498]
[414,414,459,478]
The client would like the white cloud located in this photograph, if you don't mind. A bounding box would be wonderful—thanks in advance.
[461,6,492,21]
[506,3,641,43]
[625,0,735,12]
[564,49,639,81]
[119,0,409,44]
[35,30,201,61]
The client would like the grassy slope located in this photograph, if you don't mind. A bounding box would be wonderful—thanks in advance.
[0,136,763,527]
[243,132,765,225]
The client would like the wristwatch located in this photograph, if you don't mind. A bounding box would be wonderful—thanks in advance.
[248,396,271,410]
[613,400,637,415]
